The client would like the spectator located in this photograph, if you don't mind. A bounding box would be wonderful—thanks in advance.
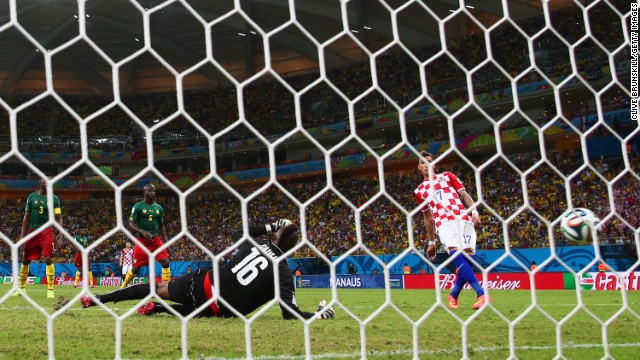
[346,263,357,275]
[403,263,411,274]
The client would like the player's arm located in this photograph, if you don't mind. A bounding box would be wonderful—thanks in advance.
[54,197,64,246]
[119,250,123,266]
[457,189,480,225]
[20,211,31,239]
[158,208,169,242]
[229,221,289,244]
[422,209,437,260]
[128,205,151,239]
[20,194,34,239]
[277,263,334,320]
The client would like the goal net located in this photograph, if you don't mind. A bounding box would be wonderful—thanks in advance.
[0,0,637,358]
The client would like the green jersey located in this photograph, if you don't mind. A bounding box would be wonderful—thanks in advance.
[75,235,89,248]
[25,191,61,230]
[129,201,164,236]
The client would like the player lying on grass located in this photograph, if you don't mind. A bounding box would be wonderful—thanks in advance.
[81,219,335,320]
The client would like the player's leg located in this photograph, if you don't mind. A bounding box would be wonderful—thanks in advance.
[137,283,187,316]
[139,270,211,317]
[447,254,466,309]
[440,222,484,308]
[83,283,158,306]
[121,265,131,281]
[44,256,55,298]
[11,258,31,296]
[152,236,171,282]
[83,277,178,309]
[74,252,82,287]
[14,232,40,295]
[42,229,56,298]
[121,266,139,288]
[88,270,95,288]
[159,258,171,282]
[468,251,490,309]
[457,222,489,309]
[122,240,145,288]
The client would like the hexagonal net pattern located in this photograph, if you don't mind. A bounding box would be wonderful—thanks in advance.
[0,0,637,359]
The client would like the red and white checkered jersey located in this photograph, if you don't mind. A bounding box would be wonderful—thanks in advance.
[121,248,133,266]
[413,171,471,228]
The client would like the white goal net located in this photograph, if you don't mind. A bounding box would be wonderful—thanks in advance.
[0,0,638,359]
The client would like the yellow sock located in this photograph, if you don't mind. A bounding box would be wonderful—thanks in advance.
[121,270,135,288]
[19,264,29,288]
[162,266,171,282]
[74,271,81,286]
[46,264,55,291]
[89,271,94,287]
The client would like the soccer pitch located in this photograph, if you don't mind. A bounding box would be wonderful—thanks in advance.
[1,286,639,359]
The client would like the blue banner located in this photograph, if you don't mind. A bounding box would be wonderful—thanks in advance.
[1,246,634,277]
[295,274,403,289]
[329,245,634,275]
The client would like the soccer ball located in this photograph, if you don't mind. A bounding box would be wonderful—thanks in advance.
[560,208,601,245]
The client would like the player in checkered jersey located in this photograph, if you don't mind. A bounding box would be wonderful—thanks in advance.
[413,151,490,310]
[120,241,133,280]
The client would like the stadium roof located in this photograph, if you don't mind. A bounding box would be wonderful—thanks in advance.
[0,0,577,95]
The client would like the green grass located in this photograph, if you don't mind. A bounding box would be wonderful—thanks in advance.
[1,286,639,359]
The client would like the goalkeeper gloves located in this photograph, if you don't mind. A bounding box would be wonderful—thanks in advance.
[315,300,335,319]
[267,218,292,233]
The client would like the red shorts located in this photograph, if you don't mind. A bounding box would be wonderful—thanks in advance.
[132,235,169,267]
[74,252,91,268]
[23,228,55,261]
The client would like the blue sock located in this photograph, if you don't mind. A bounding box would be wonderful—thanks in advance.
[451,251,484,297]
[450,272,466,298]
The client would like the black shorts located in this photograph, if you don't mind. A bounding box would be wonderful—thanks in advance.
[167,269,214,317]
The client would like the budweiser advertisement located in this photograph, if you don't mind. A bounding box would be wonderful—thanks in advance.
[578,272,640,291]
[100,277,122,287]
[404,273,566,290]
[50,276,95,286]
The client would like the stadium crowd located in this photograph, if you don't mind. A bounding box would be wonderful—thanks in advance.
[0,150,637,265]
[0,2,628,156]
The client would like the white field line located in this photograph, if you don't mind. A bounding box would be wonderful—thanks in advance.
[200,342,640,360]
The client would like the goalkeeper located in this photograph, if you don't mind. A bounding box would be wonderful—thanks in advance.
[82,220,335,320]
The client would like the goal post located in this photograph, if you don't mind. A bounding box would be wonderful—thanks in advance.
[0,0,637,359]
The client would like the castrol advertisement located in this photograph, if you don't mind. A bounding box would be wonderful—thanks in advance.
[578,272,640,291]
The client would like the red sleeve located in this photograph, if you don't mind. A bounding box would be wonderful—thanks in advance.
[413,185,430,212]
[445,172,465,192]
[413,189,422,204]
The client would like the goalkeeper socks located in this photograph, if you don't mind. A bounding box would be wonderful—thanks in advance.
[161,266,171,282]
[74,271,81,286]
[19,264,30,288]
[121,270,135,288]
[46,264,55,290]
[451,251,484,297]
[98,283,150,303]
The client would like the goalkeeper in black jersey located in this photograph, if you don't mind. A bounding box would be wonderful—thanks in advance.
[81,219,335,320]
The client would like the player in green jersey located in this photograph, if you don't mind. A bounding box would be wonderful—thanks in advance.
[13,178,64,298]
[121,184,172,288]
[73,229,97,288]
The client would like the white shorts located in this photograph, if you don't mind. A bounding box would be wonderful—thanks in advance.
[437,221,477,254]
[122,265,132,276]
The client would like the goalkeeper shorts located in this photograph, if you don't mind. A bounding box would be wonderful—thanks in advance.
[167,268,220,317]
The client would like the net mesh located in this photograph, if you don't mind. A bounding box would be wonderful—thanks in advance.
[0,0,637,358]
